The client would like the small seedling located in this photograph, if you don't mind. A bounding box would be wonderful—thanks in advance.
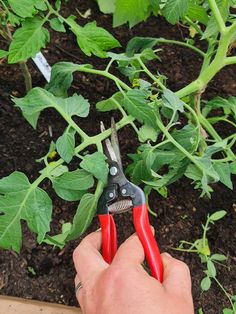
[174,210,235,313]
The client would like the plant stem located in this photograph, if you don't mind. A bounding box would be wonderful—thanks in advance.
[208,0,226,34]
[202,216,210,247]
[154,38,205,57]
[224,56,236,65]
[19,62,32,92]
[184,16,204,37]
[137,57,166,89]
[213,276,235,310]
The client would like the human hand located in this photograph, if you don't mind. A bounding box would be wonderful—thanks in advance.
[73,230,194,314]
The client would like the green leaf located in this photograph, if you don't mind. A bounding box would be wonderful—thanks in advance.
[113,0,150,28]
[52,169,94,191]
[213,163,233,189]
[0,50,8,58]
[43,222,72,249]
[0,172,52,252]
[56,128,75,163]
[200,276,211,291]
[123,89,158,130]
[57,93,90,117]
[80,152,108,184]
[53,186,87,201]
[34,0,47,11]
[162,0,189,24]
[8,17,50,63]
[0,171,29,193]
[13,88,90,128]
[96,92,123,112]
[49,17,66,32]
[67,193,97,240]
[186,4,208,25]
[207,260,216,277]
[126,37,158,56]
[8,0,36,18]
[211,254,227,261]
[223,309,234,314]
[138,124,158,142]
[96,0,116,13]
[209,210,227,221]
[66,19,120,57]
[46,62,92,97]
[162,89,184,114]
[230,162,236,175]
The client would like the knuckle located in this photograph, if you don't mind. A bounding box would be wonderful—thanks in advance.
[172,259,190,274]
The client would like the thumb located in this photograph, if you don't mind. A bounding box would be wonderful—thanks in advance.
[162,253,192,298]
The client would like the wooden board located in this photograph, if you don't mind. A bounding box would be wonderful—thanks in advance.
[0,295,82,314]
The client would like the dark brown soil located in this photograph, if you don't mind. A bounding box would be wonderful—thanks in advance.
[0,1,235,313]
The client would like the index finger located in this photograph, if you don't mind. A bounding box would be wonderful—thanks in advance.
[73,230,108,282]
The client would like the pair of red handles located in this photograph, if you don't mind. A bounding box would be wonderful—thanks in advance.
[98,203,163,282]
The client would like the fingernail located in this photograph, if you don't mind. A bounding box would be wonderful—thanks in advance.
[96,228,101,232]
[162,252,172,258]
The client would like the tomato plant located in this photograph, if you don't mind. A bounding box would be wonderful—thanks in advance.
[0,0,235,255]
[0,0,120,90]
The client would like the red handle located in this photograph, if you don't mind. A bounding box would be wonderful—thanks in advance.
[98,214,117,264]
[133,204,163,282]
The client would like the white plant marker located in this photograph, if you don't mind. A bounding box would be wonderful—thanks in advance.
[32,51,51,82]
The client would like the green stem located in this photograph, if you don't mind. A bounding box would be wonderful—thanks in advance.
[155,115,216,180]
[19,62,32,92]
[154,38,205,57]
[202,216,210,247]
[53,104,89,140]
[213,276,235,310]
[199,114,235,160]
[184,16,204,37]
[224,56,236,66]
[137,57,166,89]
[208,0,226,34]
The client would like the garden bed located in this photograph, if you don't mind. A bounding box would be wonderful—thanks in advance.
[0,0,235,313]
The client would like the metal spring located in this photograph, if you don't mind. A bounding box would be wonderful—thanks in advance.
[108,199,133,214]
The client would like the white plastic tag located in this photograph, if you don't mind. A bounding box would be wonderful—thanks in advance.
[32,52,52,82]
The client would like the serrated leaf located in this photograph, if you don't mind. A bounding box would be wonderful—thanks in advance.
[113,0,150,28]
[201,276,211,291]
[138,124,158,142]
[8,17,50,63]
[66,193,97,240]
[186,4,208,25]
[0,172,52,252]
[49,17,66,32]
[13,88,90,128]
[123,89,158,130]
[56,128,75,163]
[162,89,184,114]
[209,210,227,221]
[230,162,236,174]
[57,94,90,117]
[162,0,189,24]
[66,19,120,57]
[126,37,158,56]
[53,186,87,201]
[34,0,47,11]
[80,152,108,184]
[213,163,233,189]
[211,254,227,261]
[8,0,36,18]
[46,62,93,97]
[96,92,123,112]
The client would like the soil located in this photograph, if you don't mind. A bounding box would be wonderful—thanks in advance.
[0,1,236,313]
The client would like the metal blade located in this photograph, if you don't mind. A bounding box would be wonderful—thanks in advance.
[100,121,117,162]
[110,118,123,171]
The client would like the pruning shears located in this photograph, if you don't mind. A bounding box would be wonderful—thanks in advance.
[97,119,163,282]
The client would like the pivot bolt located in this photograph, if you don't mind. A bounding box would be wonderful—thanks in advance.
[121,188,127,195]
[109,192,114,198]
[110,166,118,176]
